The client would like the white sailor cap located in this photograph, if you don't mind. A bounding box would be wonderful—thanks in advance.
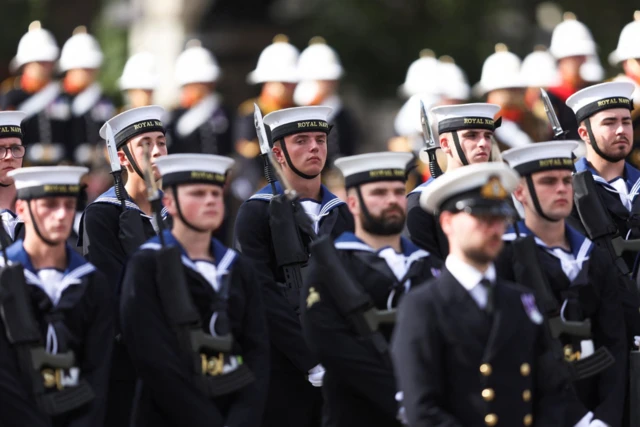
[566,81,634,123]
[9,166,88,200]
[502,141,579,176]
[334,152,413,188]
[431,103,501,135]
[0,111,26,140]
[99,105,165,148]
[263,106,332,143]
[419,162,519,216]
[155,153,234,188]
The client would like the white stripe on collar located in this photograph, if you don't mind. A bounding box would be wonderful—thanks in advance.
[141,242,237,278]
[249,193,274,201]
[19,82,61,119]
[334,241,430,261]
[0,259,96,307]
[93,197,168,219]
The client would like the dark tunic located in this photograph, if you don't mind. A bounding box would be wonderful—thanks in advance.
[496,222,630,427]
[1,83,65,161]
[165,94,233,156]
[119,230,269,427]
[405,178,449,259]
[0,241,113,427]
[234,181,354,427]
[570,157,640,275]
[301,232,442,427]
[391,267,569,427]
[49,84,114,163]
[77,186,167,427]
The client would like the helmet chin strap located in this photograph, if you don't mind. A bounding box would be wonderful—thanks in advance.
[278,139,320,180]
[451,131,469,166]
[121,144,145,179]
[525,176,561,223]
[172,185,208,233]
[585,118,621,163]
[27,201,59,247]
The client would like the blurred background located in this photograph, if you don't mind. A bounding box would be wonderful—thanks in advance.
[2,0,637,149]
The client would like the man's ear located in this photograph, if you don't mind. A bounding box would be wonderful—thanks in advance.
[439,210,452,235]
[577,123,590,144]
[513,180,527,204]
[272,142,286,166]
[439,134,451,155]
[117,150,129,167]
[346,188,359,216]
[15,199,26,221]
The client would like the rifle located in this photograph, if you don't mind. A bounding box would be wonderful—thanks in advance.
[510,233,614,380]
[254,103,277,194]
[140,147,253,396]
[420,100,443,178]
[572,171,640,276]
[540,89,569,140]
[308,235,396,365]
[103,122,147,254]
[0,236,94,414]
[254,106,312,310]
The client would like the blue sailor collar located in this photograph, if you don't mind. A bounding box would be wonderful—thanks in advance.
[249,181,345,216]
[141,229,238,276]
[92,186,169,219]
[574,157,640,199]
[334,231,431,263]
[408,177,434,196]
[0,240,96,303]
[503,220,594,261]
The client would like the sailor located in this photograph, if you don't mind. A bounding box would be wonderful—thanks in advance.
[474,43,544,149]
[566,82,639,272]
[232,35,299,203]
[118,52,159,110]
[405,102,501,259]
[52,26,115,165]
[0,111,28,245]
[0,165,113,426]
[1,21,64,163]
[234,106,354,427]
[392,162,569,427]
[301,151,442,427]
[547,12,598,140]
[294,37,360,167]
[77,105,168,427]
[120,153,269,426]
[165,40,232,156]
[500,141,628,427]
[609,11,640,169]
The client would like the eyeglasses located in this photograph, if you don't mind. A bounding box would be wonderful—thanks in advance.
[0,145,26,159]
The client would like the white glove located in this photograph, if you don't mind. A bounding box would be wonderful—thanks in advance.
[634,335,640,349]
[589,420,609,427]
[573,411,593,427]
[307,364,325,387]
[395,392,408,425]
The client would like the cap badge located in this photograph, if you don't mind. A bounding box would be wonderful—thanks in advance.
[480,175,508,200]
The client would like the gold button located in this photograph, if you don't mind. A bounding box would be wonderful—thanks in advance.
[485,413,498,426]
[482,388,495,401]
[522,389,531,402]
[480,363,492,376]
[524,414,533,426]
[520,363,531,376]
